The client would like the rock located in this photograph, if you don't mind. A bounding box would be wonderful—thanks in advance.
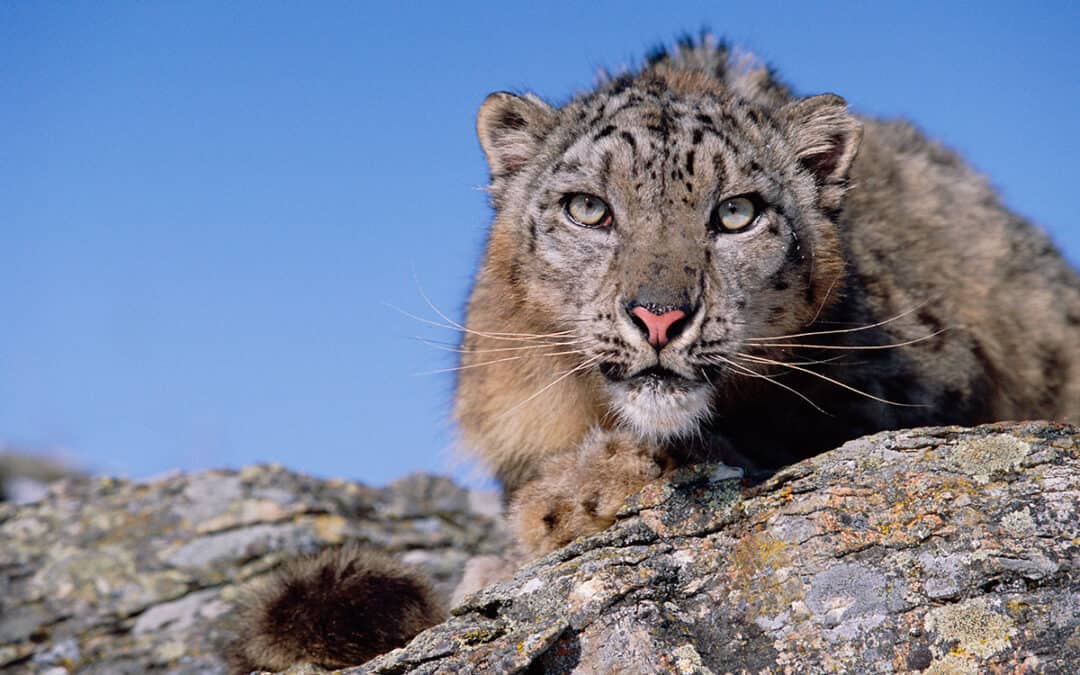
[0,451,80,504]
[2,423,1078,673]
[0,466,506,674]
[353,422,1079,674]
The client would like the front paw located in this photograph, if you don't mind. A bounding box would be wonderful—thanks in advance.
[509,429,678,557]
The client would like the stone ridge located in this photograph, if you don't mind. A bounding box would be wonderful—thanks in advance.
[2,423,1078,673]
[352,422,1079,674]
[0,467,505,674]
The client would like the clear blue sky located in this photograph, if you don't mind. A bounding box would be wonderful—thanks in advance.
[2,2,1078,486]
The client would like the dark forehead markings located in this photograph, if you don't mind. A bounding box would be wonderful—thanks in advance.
[711,153,728,188]
[526,218,538,253]
[743,160,764,175]
[619,131,637,151]
[691,128,704,145]
[551,159,582,175]
[599,151,613,190]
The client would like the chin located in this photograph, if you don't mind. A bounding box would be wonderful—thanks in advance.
[609,375,713,441]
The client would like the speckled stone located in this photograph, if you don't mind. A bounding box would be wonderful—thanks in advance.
[4,423,1078,674]
[349,422,1079,675]
[0,467,504,674]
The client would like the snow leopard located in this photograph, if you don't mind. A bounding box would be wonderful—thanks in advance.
[226,36,1080,672]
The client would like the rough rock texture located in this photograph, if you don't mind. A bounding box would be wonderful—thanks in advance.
[351,422,1079,674]
[0,467,505,674]
[0,451,81,504]
[2,423,1078,674]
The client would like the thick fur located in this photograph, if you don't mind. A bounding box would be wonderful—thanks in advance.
[225,546,444,673]
[457,37,1080,549]
[228,36,1080,670]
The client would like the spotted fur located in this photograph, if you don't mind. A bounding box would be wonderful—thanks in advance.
[457,37,1080,535]
[228,37,1080,670]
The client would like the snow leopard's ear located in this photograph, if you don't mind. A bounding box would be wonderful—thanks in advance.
[477,92,556,179]
[778,93,863,209]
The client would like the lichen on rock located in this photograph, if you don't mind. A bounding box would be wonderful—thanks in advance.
[2,422,1078,673]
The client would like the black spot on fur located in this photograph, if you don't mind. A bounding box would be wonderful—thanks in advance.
[685,150,695,176]
[498,110,527,130]
[582,496,599,517]
[607,74,634,95]
[527,219,538,253]
[542,510,558,529]
[645,43,670,66]
[773,279,789,291]
[620,131,637,149]
[593,124,616,140]
[692,128,704,145]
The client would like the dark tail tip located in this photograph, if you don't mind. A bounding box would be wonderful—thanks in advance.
[226,545,445,673]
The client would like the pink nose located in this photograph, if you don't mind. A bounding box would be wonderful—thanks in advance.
[630,306,687,347]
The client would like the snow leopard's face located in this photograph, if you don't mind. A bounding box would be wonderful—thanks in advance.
[474,74,860,440]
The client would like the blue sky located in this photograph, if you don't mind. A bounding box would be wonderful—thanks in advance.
[2,2,1078,487]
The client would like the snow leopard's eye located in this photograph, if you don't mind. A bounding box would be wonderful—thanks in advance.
[710,195,758,233]
[563,193,613,228]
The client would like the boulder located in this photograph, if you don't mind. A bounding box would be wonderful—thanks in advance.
[2,423,1078,673]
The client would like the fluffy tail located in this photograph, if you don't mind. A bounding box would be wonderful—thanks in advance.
[226,546,445,673]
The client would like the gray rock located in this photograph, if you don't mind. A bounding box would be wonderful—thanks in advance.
[353,422,1079,674]
[0,468,503,674]
[2,423,1078,673]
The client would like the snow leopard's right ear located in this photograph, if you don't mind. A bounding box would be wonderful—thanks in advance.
[477,92,556,179]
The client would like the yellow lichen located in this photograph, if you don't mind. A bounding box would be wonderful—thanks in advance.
[925,598,1014,659]
[951,435,1030,484]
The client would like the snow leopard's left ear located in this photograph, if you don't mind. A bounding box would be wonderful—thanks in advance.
[779,94,862,209]
[476,92,557,180]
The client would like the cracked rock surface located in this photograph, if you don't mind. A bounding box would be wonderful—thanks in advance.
[355,422,1079,674]
[0,468,504,674]
[3,422,1079,674]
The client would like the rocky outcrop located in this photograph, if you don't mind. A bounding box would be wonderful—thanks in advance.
[0,451,80,504]
[3,422,1078,673]
[0,467,505,674]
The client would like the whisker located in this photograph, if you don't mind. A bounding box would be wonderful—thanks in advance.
[413,336,587,354]
[745,329,948,351]
[413,280,573,339]
[703,354,829,414]
[496,354,604,420]
[735,353,927,408]
[414,354,526,376]
[806,272,843,326]
[748,299,935,342]
[387,303,573,342]
[414,347,590,376]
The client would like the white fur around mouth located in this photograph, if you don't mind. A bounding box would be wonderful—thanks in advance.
[609,377,713,440]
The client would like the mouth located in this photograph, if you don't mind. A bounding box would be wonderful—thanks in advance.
[599,363,697,386]
[605,366,713,439]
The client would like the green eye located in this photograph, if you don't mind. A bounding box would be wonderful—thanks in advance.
[713,196,757,232]
[564,193,613,228]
